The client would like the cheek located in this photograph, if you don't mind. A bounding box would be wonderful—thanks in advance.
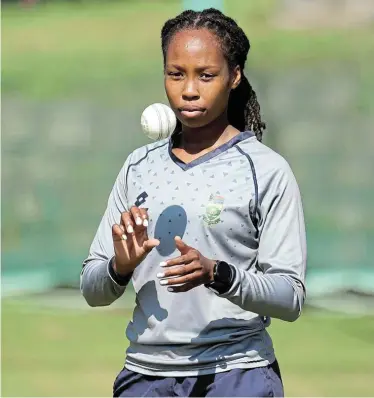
[164,80,178,105]
[203,81,231,111]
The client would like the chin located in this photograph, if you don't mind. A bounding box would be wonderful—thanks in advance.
[177,113,214,129]
[179,118,208,129]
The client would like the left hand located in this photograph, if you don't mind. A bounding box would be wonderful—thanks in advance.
[157,236,215,292]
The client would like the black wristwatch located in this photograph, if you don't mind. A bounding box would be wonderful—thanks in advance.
[205,260,235,295]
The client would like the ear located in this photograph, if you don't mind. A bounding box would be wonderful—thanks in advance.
[231,65,241,90]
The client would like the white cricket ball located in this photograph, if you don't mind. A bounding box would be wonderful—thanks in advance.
[141,103,177,141]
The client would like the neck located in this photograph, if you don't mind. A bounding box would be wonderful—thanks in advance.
[180,113,238,154]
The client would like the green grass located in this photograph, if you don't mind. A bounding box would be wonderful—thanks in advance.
[2,299,374,397]
[2,0,374,103]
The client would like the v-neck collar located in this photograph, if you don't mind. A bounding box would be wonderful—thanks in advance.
[168,130,255,171]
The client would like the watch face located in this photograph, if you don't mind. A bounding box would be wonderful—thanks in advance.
[216,261,232,284]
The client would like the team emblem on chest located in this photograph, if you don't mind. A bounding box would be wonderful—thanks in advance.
[203,194,225,226]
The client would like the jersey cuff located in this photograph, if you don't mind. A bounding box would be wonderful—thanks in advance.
[107,257,133,287]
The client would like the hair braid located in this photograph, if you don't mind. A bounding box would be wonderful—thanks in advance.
[161,8,265,141]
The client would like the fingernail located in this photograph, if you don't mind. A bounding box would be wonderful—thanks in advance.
[156,273,165,278]
[127,225,134,234]
[143,219,149,227]
[136,217,142,226]
[159,262,167,267]
[160,280,168,286]
[121,234,127,241]
[167,287,175,292]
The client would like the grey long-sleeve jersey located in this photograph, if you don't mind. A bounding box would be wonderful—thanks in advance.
[81,131,307,377]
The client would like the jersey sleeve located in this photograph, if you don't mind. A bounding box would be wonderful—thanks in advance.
[219,160,307,322]
[80,156,132,307]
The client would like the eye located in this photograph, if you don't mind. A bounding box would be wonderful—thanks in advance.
[200,73,215,81]
[167,71,183,80]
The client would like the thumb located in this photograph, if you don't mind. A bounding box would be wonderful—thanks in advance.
[142,238,160,254]
[175,236,191,254]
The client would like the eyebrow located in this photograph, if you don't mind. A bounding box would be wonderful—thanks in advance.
[166,64,220,71]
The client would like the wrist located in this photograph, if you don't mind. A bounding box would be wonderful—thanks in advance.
[108,258,133,286]
[113,253,142,276]
[207,259,216,283]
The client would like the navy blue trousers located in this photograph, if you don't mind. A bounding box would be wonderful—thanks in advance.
[113,361,283,397]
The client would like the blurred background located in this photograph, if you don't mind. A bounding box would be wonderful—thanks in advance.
[2,0,374,396]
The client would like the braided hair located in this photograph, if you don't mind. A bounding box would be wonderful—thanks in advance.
[161,8,265,141]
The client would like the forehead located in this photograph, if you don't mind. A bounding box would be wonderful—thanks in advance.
[166,28,225,66]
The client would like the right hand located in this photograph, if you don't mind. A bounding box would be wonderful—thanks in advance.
[112,206,160,276]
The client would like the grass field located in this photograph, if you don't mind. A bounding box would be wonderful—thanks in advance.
[2,298,374,397]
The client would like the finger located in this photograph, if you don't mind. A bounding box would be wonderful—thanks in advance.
[175,236,192,254]
[159,271,201,287]
[167,282,197,293]
[157,263,196,279]
[138,208,149,227]
[159,254,194,268]
[121,212,134,234]
[130,206,143,227]
[112,224,127,241]
[142,238,160,254]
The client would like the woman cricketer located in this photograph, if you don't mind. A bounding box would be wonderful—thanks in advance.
[81,8,307,397]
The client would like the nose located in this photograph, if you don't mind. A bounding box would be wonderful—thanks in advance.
[182,77,199,101]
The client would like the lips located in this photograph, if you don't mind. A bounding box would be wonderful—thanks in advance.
[178,105,206,118]
[179,106,206,112]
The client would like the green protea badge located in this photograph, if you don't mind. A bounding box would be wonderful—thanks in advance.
[203,194,224,226]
